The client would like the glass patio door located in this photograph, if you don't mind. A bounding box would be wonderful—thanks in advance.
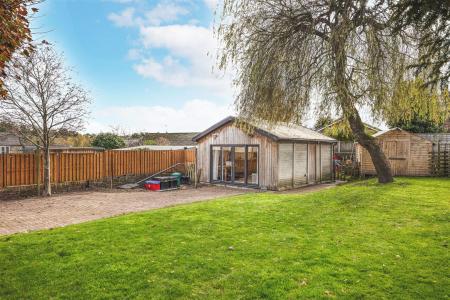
[222,147,233,182]
[210,145,258,186]
[234,147,246,184]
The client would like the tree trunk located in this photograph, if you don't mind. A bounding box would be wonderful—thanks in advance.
[346,110,393,183]
[331,26,393,183]
[43,146,52,196]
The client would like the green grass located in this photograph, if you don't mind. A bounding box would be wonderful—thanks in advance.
[1,178,449,299]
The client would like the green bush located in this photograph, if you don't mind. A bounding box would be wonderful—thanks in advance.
[143,139,157,145]
[91,133,126,149]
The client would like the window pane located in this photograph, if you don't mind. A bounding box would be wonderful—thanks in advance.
[234,147,246,183]
[223,147,233,182]
[247,146,258,185]
[211,146,222,181]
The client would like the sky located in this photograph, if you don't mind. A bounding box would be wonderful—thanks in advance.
[32,0,234,134]
[31,0,384,134]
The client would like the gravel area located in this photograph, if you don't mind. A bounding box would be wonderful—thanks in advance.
[0,186,249,235]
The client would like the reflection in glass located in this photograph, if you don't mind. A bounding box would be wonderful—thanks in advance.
[222,147,233,182]
[247,146,258,185]
[211,146,222,181]
[234,147,246,183]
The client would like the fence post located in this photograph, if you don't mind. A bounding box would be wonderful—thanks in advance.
[1,154,4,188]
[194,147,198,188]
[35,149,41,196]
[110,151,114,189]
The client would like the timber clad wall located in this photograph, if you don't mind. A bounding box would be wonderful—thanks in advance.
[278,144,293,187]
[196,123,279,189]
[277,143,332,189]
[195,119,335,190]
[358,129,432,176]
[294,144,308,186]
[0,149,196,188]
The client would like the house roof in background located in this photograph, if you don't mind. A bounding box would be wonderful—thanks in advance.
[0,132,22,146]
[22,145,105,152]
[116,145,196,151]
[138,132,198,146]
[193,116,336,143]
[318,118,381,133]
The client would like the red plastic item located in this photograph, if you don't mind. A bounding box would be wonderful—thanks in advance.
[144,182,160,191]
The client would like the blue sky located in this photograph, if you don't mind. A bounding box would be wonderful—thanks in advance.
[32,0,234,133]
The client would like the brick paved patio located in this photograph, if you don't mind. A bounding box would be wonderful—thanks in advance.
[0,186,248,235]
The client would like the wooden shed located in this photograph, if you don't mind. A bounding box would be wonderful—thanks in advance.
[192,116,336,190]
[356,128,433,176]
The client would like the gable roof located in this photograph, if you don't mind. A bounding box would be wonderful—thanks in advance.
[192,116,336,143]
[372,128,432,143]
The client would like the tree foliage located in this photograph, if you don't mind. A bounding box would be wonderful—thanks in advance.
[54,134,93,147]
[92,133,125,150]
[0,0,40,98]
[143,139,157,145]
[385,78,450,132]
[313,115,334,130]
[216,0,425,182]
[321,119,379,141]
[388,116,443,133]
[391,0,450,86]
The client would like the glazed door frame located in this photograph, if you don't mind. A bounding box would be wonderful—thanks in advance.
[209,144,259,187]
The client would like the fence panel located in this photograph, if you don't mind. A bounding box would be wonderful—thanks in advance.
[0,148,196,188]
[430,144,450,177]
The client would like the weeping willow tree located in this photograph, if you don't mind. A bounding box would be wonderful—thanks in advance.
[321,119,379,141]
[385,78,450,132]
[216,0,431,183]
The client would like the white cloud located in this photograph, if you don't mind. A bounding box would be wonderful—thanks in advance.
[108,7,137,27]
[108,2,189,28]
[135,24,230,90]
[108,1,233,94]
[145,3,188,25]
[204,0,218,11]
[127,48,143,60]
[85,99,234,133]
[134,56,191,86]
[107,0,138,3]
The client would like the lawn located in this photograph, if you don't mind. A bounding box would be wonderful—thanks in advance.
[0,178,449,299]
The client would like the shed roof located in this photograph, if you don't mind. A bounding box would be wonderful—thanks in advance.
[372,128,432,143]
[193,116,336,143]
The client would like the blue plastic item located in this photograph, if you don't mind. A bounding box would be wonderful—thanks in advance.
[145,180,160,184]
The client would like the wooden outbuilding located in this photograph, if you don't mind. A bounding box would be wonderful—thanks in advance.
[192,116,336,190]
[356,128,433,176]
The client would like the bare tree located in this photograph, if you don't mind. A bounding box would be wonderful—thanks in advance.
[1,45,90,196]
[216,0,425,183]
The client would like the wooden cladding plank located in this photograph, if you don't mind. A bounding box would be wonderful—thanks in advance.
[293,144,308,186]
[278,143,293,187]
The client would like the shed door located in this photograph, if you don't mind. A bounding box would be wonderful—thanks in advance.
[383,140,409,175]
[293,144,307,187]
[278,143,293,188]
[308,144,316,183]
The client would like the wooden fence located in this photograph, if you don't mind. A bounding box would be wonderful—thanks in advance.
[430,144,450,177]
[0,149,196,188]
